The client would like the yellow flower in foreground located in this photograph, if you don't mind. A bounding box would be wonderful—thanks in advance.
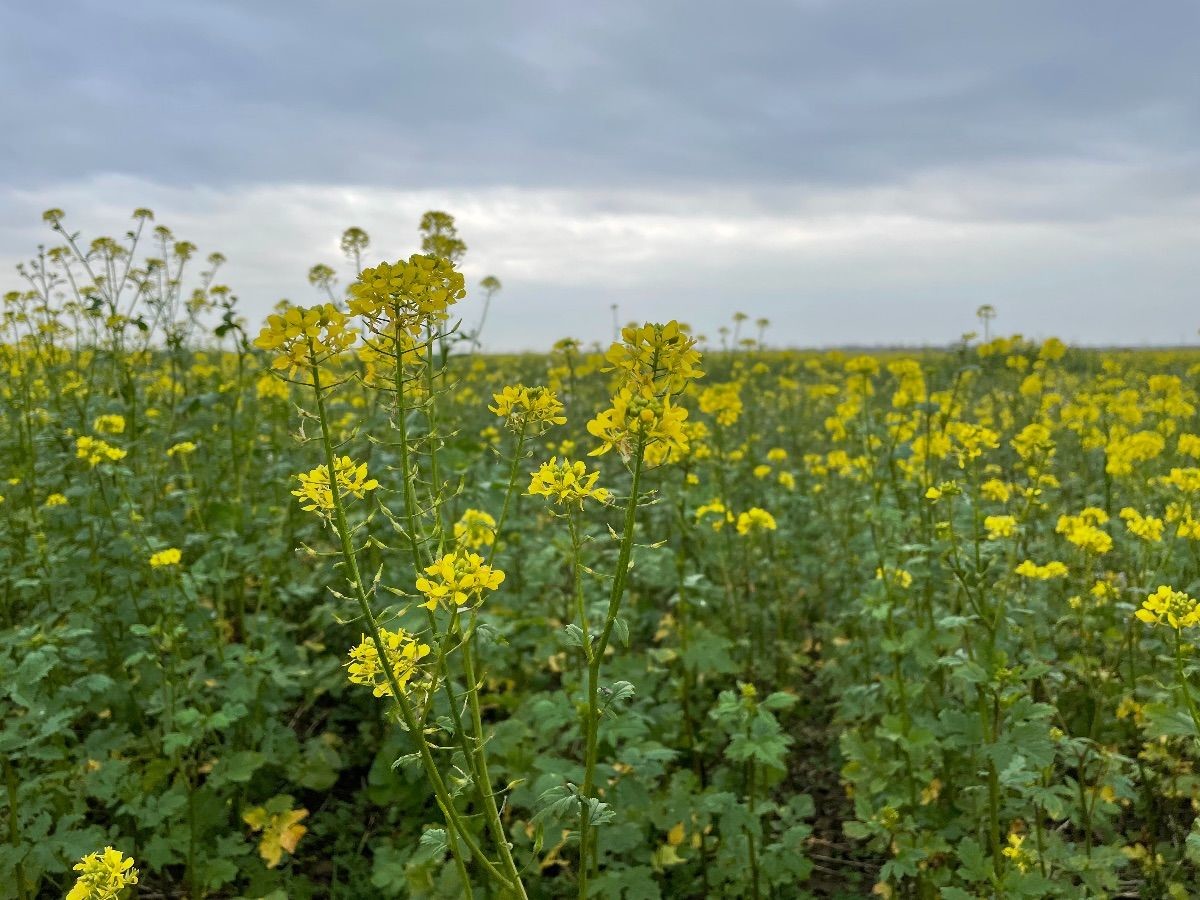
[1015,559,1069,580]
[416,551,505,610]
[587,385,689,460]
[67,847,139,900]
[346,627,431,698]
[1135,585,1200,630]
[291,457,379,515]
[243,801,309,868]
[736,507,777,535]
[1001,831,1036,874]
[253,302,357,377]
[527,457,610,506]
[602,320,703,395]
[149,547,182,568]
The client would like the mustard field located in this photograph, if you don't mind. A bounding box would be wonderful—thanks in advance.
[7,209,1200,899]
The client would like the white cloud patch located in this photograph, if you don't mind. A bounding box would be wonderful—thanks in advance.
[3,172,1199,351]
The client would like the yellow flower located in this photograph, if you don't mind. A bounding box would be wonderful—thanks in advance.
[527,457,611,506]
[253,303,357,378]
[166,441,197,457]
[348,255,465,337]
[876,566,913,589]
[602,320,703,395]
[984,515,1017,540]
[488,385,567,433]
[291,457,379,515]
[980,478,1011,503]
[1135,585,1200,630]
[778,471,796,490]
[454,508,497,548]
[44,492,68,507]
[1001,831,1037,873]
[76,435,127,467]
[736,507,777,535]
[243,802,309,869]
[1015,559,1069,580]
[1120,507,1164,543]
[149,548,182,568]
[696,499,734,531]
[415,551,505,611]
[346,627,431,698]
[699,382,743,426]
[767,447,788,463]
[67,847,139,900]
[1056,508,1112,555]
[587,384,690,460]
[92,414,126,435]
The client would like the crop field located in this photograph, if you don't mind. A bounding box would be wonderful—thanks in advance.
[7,209,1200,899]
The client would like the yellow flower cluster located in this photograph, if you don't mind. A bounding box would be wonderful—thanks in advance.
[588,384,690,460]
[67,847,139,900]
[348,255,465,337]
[984,515,1018,540]
[588,320,702,462]
[1056,508,1112,555]
[736,507,777,535]
[488,384,567,434]
[527,457,610,506]
[695,499,734,531]
[1015,559,1069,580]
[346,627,431,698]
[253,303,358,377]
[76,435,127,467]
[602,320,703,395]
[415,551,505,610]
[291,457,379,515]
[1119,507,1164,542]
[876,566,913,589]
[166,441,197,457]
[454,508,497,548]
[1135,585,1200,630]
[148,547,182,568]
[92,413,126,435]
[698,382,743,426]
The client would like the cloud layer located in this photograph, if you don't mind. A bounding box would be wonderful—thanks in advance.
[3,1,1198,348]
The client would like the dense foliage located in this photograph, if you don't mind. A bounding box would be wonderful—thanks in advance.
[5,210,1200,898]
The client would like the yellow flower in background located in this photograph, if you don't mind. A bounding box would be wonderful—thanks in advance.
[291,457,379,515]
[149,548,182,568]
[416,551,505,610]
[67,847,139,900]
[346,627,431,698]
[527,457,610,506]
[984,515,1017,540]
[695,499,734,531]
[1015,559,1069,580]
[736,507,777,535]
[1120,507,1164,542]
[44,492,68,507]
[76,435,127,467]
[92,413,126,435]
[454,508,497,548]
[243,801,309,869]
[1056,508,1112,555]
[876,566,913,589]
[489,384,567,433]
[699,382,743,426]
[166,441,197,457]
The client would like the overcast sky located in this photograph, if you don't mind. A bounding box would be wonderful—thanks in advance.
[3,1,1199,350]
